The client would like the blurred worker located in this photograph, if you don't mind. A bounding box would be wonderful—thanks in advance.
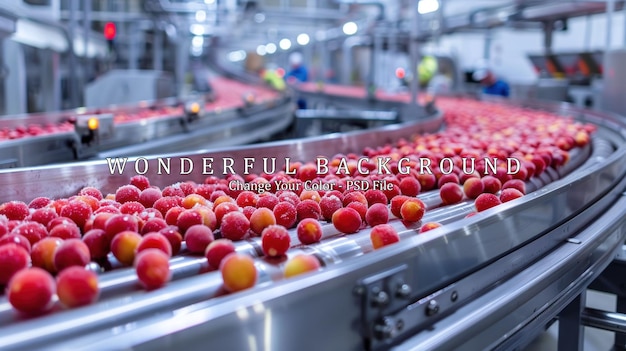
[261,66,286,91]
[418,55,438,88]
[427,60,454,96]
[285,52,309,109]
[473,67,510,98]
[285,52,308,84]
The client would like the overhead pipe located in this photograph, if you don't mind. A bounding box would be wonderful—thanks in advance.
[59,10,149,22]
[260,9,347,21]
[468,4,515,27]
[151,0,344,20]
[333,0,386,20]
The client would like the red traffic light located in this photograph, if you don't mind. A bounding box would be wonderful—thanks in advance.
[103,22,116,40]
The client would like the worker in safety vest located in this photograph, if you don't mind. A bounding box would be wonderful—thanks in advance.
[418,55,438,88]
[261,68,286,91]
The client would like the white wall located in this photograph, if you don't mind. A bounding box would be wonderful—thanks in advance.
[425,10,626,84]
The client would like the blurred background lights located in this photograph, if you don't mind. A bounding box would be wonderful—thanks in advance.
[342,22,357,35]
[228,50,247,62]
[296,33,310,45]
[190,24,204,35]
[195,11,206,22]
[418,0,439,14]
[279,39,292,50]
[265,43,277,54]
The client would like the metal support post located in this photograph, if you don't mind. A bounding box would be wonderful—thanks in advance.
[371,30,382,92]
[40,49,61,112]
[366,32,376,100]
[128,22,139,70]
[175,35,190,97]
[153,24,163,71]
[622,2,626,47]
[543,20,553,56]
[606,0,615,52]
[484,28,492,60]
[68,0,80,107]
[558,293,586,351]
[615,296,626,347]
[3,39,26,114]
[409,0,420,111]
[83,0,92,82]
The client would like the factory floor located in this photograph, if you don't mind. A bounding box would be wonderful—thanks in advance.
[524,290,615,351]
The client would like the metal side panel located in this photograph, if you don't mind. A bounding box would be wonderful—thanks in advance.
[397,194,626,351]
[0,105,623,350]
[0,132,79,168]
[96,100,294,158]
[34,174,626,351]
[0,99,623,351]
[0,112,444,203]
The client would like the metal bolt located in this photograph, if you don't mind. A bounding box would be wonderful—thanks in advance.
[374,318,394,339]
[426,300,439,316]
[372,290,390,307]
[85,262,104,274]
[396,319,405,332]
[353,286,365,296]
[451,291,458,302]
[396,283,412,299]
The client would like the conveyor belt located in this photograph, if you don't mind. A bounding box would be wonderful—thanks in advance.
[0,79,291,168]
[96,98,293,159]
[0,98,624,350]
[292,82,433,120]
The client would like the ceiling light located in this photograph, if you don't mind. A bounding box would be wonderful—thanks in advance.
[296,33,310,45]
[190,24,205,36]
[418,0,439,14]
[195,11,206,22]
[256,45,267,56]
[279,38,291,50]
[342,22,358,35]
[266,43,277,54]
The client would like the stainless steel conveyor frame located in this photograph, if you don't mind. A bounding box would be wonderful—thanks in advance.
[0,99,623,351]
[0,94,294,168]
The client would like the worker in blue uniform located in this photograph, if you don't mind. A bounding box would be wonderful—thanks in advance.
[285,52,308,84]
[473,67,510,97]
[285,52,309,109]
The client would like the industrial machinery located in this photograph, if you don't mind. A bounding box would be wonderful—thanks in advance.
[290,82,435,136]
[0,77,293,168]
[0,95,624,351]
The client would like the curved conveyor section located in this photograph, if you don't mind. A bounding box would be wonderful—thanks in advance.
[0,100,623,350]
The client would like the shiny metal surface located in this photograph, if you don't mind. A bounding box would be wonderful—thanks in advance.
[0,99,623,350]
[0,97,293,168]
[0,132,79,169]
[81,101,623,351]
[397,190,626,351]
[582,308,626,334]
[0,111,443,203]
[96,99,294,158]
[294,86,427,122]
